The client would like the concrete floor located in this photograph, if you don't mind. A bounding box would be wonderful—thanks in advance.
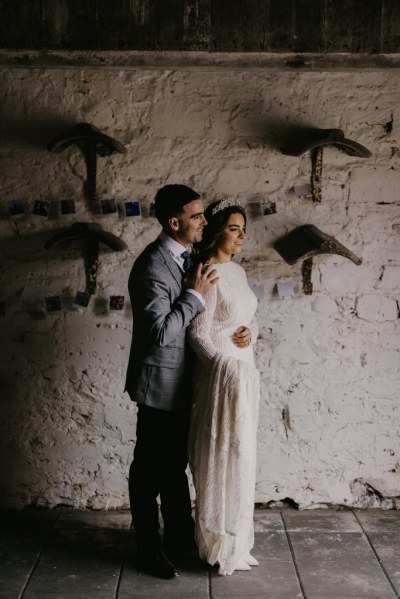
[0,508,399,599]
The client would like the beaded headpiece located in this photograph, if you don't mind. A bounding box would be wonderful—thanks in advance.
[211,198,243,217]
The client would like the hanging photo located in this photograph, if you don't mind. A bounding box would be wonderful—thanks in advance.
[8,199,26,219]
[60,199,76,216]
[261,201,277,216]
[250,285,264,301]
[124,200,142,218]
[276,281,295,299]
[33,199,50,218]
[73,291,91,309]
[21,287,44,304]
[247,202,263,217]
[100,199,118,215]
[46,295,62,312]
[109,295,125,310]
[293,184,312,199]
[20,287,46,314]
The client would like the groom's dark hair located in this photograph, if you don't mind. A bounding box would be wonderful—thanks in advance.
[154,184,200,225]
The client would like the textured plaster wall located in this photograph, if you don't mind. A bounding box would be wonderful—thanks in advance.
[0,63,399,510]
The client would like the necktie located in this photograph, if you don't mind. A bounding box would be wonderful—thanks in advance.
[181,250,193,273]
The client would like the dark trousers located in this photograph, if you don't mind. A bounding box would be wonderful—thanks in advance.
[129,404,194,555]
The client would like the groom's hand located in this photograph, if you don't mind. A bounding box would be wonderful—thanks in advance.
[184,263,218,297]
[232,326,251,348]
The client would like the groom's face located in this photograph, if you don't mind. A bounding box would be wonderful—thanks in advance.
[170,199,207,246]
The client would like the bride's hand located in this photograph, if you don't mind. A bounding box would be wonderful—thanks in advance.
[232,326,251,348]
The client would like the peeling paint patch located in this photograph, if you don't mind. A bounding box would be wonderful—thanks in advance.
[384,113,394,133]
[263,497,300,510]
[282,406,291,438]
[351,479,398,509]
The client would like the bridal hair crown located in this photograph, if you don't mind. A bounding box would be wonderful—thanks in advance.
[211,198,243,216]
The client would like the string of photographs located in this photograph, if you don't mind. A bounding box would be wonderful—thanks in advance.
[0,192,310,316]
[6,193,312,221]
[0,288,126,317]
[7,199,145,219]
[6,195,307,220]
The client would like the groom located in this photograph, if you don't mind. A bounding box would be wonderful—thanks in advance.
[125,184,218,579]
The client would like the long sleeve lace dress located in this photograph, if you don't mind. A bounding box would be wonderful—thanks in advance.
[188,261,260,576]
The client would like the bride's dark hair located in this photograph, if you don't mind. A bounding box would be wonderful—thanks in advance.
[193,200,246,264]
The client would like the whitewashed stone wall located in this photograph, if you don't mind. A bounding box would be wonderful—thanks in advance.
[0,62,399,509]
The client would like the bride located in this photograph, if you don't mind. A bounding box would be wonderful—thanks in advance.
[188,198,260,576]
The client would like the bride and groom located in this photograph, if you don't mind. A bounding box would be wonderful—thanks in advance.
[125,184,260,579]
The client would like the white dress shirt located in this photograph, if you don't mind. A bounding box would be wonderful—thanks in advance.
[159,231,205,306]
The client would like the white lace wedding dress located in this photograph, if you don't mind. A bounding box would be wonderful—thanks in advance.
[188,261,260,576]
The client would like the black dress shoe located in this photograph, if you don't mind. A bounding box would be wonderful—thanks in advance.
[136,550,179,579]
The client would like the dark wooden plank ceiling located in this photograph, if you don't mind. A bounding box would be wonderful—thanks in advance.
[0,0,399,53]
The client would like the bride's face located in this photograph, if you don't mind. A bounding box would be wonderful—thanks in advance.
[216,212,246,257]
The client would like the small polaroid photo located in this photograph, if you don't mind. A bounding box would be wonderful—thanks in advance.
[46,295,62,312]
[100,199,118,215]
[293,184,312,199]
[8,199,26,219]
[250,285,264,302]
[109,295,125,310]
[33,199,50,218]
[149,203,156,218]
[247,202,263,217]
[0,301,5,316]
[73,291,91,309]
[124,200,142,218]
[20,287,46,314]
[60,199,76,216]
[276,281,295,299]
[261,201,277,216]
[21,287,44,304]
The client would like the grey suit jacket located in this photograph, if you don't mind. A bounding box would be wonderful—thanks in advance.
[125,237,204,411]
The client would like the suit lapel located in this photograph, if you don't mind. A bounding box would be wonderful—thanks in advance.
[155,238,184,288]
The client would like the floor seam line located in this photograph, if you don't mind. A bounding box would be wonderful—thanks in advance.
[208,564,213,599]
[114,519,134,599]
[353,510,399,599]
[19,510,61,599]
[280,510,307,599]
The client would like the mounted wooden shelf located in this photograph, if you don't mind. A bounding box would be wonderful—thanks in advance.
[281,128,371,202]
[45,222,126,294]
[274,224,362,295]
[48,123,127,204]
[282,128,371,158]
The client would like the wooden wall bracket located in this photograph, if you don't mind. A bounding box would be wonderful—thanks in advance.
[301,258,314,295]
[48,123,127,204]
[45,222,126,294]
[274,224,362,295]
[282,128,371,159]
[282,127,371,203]
[311,147,323,203]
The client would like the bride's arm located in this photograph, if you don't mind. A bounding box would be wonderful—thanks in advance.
[189,283,218,368]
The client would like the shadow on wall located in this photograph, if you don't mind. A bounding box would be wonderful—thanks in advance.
[0,115,77,150]
[0,229,132,509]
[224,101,317,153]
